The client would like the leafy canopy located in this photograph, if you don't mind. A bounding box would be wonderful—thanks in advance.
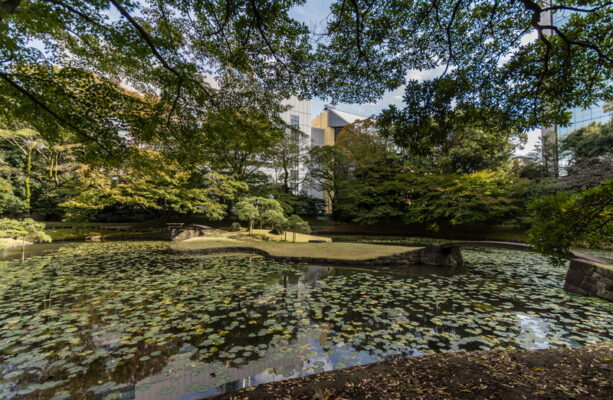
[528,178,613,265]
[1,0,611,151]
[60,149,246,221]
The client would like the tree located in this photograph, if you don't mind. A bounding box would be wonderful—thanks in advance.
[0,1,309,153]
[0,177,23,215]
[261,209,288,234]
[0,127,46,209]
[305,145,350,216]
[60,149,246,221]
[397,170,530,231]
[4,1,609,153]
[528,178,613,265]
[561,120,613,164]
[178,73,294,182]
[269,126,309,194]
[286,214,311,242]
[234,196,285,235]
[309,1,611,139]
[377,113,517,174]
[234,200,258,235]
[0,218,51,261]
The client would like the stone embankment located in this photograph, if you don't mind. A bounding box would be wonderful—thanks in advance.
[176,243,463,268]
[565,259,613,302]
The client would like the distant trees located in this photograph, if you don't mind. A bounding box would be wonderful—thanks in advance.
[286,215,311,242]
[0,218,51,261]
[0,127,45,209]
[60,149,246,221]
[305,145,350,216]
[306,119,527,228]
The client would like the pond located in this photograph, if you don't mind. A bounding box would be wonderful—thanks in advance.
[1,241,612,400]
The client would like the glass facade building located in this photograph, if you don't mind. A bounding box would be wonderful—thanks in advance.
[540,8,612,175]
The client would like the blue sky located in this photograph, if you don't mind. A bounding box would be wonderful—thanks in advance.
[289,0,539,155]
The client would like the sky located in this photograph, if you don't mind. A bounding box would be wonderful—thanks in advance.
[288,0,540,155]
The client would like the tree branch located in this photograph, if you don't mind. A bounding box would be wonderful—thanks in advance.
[0,72,112,154]
[517,0,612,63]
[248,0,297,75]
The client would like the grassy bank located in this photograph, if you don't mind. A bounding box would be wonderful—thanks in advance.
[172,237,420,260]
[214,341,613,400]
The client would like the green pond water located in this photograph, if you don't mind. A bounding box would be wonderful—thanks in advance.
[1,241,612,400]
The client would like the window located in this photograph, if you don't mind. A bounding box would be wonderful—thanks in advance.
[290,115,299,127]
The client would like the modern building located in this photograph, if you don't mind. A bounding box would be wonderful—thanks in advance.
[540,8,612,176]
[259,96,312,195]
[311,106,367,147]
[203,75,312,194]
[309,106,368,209]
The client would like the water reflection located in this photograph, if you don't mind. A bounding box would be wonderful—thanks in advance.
[0,242,611,400]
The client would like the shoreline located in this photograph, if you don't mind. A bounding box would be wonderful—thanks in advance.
[212,341,613,399]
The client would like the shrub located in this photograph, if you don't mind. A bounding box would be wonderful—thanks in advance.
[528,178,613,265]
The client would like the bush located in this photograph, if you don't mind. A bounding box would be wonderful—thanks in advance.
[229,222,241,232]
[528,178,613,265]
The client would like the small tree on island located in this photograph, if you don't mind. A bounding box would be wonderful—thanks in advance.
[234,197,285,235]
[286,215,311,242]
[261,209,288,235]
[0,218,51,261]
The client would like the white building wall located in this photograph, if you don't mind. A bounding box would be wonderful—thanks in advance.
[259,97,312,194]
[203,76,313,194]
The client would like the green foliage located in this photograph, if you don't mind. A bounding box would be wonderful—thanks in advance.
[0,218,51,243]
[286,215,311,242]
[0,177,24,215]
[229,222,241,232]
[261,209,287,233]
[60,149,245,221]
[305,145,350,215]
[528,178,613,265]
[378,110,517,173]
[0,1,308,155]
[234,196,285,233]
[1,0,610,155]
[398,171,529,230]
[561,121,613,163]
[311,2,611,136]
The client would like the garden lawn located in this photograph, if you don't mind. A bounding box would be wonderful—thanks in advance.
[172,237,421,260]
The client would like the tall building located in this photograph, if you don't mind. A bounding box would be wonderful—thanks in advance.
[309,106,368,209]
[311,106,367,147]
[259,97,312,194]
[540,7,612,176]
[203,75,312,194]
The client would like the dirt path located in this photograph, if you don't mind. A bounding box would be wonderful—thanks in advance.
[213,342,613,399]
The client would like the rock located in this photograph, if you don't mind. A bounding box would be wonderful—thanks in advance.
[564,258,613,302]
[170,224,212,241]
[419,244,463,268]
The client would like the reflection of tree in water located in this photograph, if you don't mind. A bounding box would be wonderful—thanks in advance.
[1,243,612,399]
[0,244,308,399]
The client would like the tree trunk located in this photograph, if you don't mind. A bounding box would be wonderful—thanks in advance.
[24,148,32,211]
[293,231,296,243]
[21,236,25,262]
[249,218,253,236]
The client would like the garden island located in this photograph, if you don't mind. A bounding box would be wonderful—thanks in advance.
[0,1,612,399]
